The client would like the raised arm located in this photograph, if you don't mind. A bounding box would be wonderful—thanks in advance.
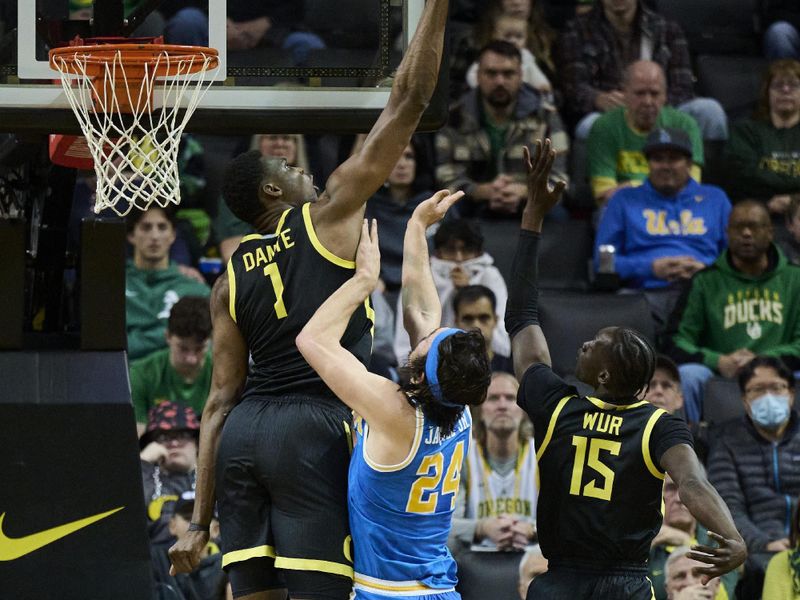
[402,190,463,347]
[505,140,566,381]
[312,0,450,255]
[296,220,405,430]
[169,275,248,574]
[660,444,747,583]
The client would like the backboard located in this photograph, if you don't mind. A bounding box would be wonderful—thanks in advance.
[0,0,447,134]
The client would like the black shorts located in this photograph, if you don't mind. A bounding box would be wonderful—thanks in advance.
[526,562,654,600]
[217,395,354,598]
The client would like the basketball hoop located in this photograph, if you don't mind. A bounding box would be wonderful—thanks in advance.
[49,38,219,216]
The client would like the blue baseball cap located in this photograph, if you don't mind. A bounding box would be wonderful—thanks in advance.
[643,127,693,159]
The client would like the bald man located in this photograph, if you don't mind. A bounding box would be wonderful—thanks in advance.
[588,61,705,205]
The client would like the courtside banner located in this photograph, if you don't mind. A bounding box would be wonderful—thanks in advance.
[0,403,153,600]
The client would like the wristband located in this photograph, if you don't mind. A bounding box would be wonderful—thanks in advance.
[188,522,210,532]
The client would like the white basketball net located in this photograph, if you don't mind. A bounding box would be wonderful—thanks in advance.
[51,48,218,216]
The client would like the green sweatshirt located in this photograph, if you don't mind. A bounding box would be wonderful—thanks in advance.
[129,347,212,423]
[672,245,800,371]
[125,261,211,360]
[725,118,800,201]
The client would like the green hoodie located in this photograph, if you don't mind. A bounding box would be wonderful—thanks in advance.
[672,245,800,371]
[126,261,210,360]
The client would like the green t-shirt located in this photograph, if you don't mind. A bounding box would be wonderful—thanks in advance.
[588,106,704,199]
[129,347,213,423]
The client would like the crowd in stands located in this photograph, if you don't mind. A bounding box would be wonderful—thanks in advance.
[73,0,800,598]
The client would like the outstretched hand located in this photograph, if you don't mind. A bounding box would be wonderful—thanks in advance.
[522,139,566,229]
[686,531,747,585]
[411,189,464,227]
[355,219,381,291]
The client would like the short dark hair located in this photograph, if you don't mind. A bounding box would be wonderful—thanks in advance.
[125,205,177,234]
[398,330,491,435]
[453,285,497,315]
[607,328,656,398]
[433,219,484,253]
[737,356,795,393]
[477,40,522,64]
[222,150,268,226]
[167,296,212,342]
[655,355,681,384]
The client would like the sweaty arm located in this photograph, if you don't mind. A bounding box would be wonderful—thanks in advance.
[661,444,747,581]
[312,0,450,258]
[506,141,565,380]
[169,275,248,574]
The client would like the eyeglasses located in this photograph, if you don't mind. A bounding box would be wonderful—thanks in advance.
[745,382,791,396]
[154,430,196,444]
[770,79,800,91]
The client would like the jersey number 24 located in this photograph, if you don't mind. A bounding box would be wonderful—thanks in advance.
[406,441,465,514]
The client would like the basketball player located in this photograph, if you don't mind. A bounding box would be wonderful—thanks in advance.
[504,140,747,600]
[296,190,491,599]
[167,0,451,598]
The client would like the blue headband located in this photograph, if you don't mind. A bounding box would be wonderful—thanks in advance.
[424,328,465,409]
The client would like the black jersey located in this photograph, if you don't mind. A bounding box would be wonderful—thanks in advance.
[519,364,694,566]
[228,203,373,399]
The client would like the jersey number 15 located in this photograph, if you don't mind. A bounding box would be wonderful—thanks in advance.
[569,435,621,502]
[406,441,465,514]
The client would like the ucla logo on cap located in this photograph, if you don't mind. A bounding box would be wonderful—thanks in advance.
[659,129,671,144]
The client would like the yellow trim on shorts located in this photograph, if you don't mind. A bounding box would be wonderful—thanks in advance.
[354,575,435,592]
[585,397,649,411]
[642,409,668,480]
[275,207,291,234]
[222,544,275,568]
[365,296,376,338]
[302,202,355,268]
[226,259,237,323]
[647,576,656,599]
[535,395,573,462]
[274,556,354,579]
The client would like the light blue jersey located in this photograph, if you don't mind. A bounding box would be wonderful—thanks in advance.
[349,406,471,598]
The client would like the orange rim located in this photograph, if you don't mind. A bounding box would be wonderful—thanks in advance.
[49,44,219,78]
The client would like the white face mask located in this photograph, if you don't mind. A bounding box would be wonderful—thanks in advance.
[750,393,791,430]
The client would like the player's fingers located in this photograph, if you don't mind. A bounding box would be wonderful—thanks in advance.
[552,180,567,199]
[370,218,379,246]
[531,140,543,172]
[705,531,726,545]
[690,543,718,555]
[523,145,532,171]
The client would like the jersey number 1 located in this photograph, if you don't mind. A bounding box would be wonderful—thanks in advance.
[569,435,620,501]
[406,441,465,514]
[263,263,287,319]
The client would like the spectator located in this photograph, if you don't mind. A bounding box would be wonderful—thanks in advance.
[649,474,738,600]
[139,402,200,546]
[708,356,800,596]
[518,545,548,600]
[393,219,510,363]
[763,1,800,60]
[215,133,310,263]
[645,355,685,415]
[669,201,800,422]
[724,59,800,211]
[595,128,729,291]
[166,2,325,66]
[451,372,537,552]
[763,493,800,599]
[149,489,227,600]
[558,0,727,142]
[466,12,553,97]
[588,61,704,206]
[594,127,731,340]
[436,40,568,218]
[454,285,513,374]
[777,194,800,264]
[663,546,723,600]
[130,296,212,437]
[126,207,211,361]
[364,136,436,303]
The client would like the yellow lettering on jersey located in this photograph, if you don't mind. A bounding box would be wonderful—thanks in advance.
[243,252,255,272]
[582,413,623,436]
[643,209,706,236]
[255,247,268,268]
[723,292,784,330]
